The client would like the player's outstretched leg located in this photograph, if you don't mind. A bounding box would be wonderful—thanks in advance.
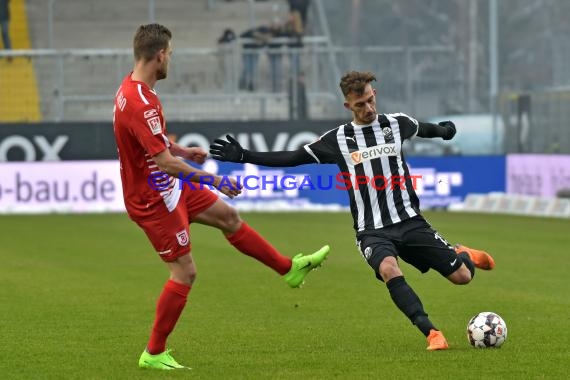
[426,329,449,351]
[138,349,189,370]
[225,222,293,275]
[283,245,331,288]
[197,201,330,286]
[385,275,448,350]
[454,244,495,270]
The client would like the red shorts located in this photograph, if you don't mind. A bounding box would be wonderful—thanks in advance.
[136,187,219,262]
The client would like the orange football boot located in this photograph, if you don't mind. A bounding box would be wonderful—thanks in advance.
[426,329,449,351]
[454,244,495,270]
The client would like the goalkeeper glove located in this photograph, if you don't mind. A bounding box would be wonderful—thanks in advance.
[438,120,456,140]
[209,135,246,162]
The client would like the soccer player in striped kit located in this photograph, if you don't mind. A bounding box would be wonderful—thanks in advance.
[113,24,330,370]
[210,70,495,351]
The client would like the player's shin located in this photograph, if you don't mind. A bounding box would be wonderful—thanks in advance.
[147,280,191,354]
[458,252,475,279]
[225,222,292,275]
[386,276,436,336]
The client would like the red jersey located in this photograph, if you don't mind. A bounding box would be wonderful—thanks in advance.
[113,73,181,221]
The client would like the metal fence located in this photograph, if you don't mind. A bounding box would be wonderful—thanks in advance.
[0,41,461,122]
[500,88,570,154]
[28,0,295,50]
[11,0,467,123]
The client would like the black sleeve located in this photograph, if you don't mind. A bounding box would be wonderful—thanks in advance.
[393,113,419,140]
[303,128,340,164]
[417,122,449,139]
[243,148,316,167]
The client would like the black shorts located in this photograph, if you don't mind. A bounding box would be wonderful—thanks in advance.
[356,215,462,281]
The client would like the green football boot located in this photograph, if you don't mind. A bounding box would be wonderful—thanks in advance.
[138,349,189,370]
[283,245,330,288]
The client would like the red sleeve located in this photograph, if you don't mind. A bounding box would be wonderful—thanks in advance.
[129,104,169,157]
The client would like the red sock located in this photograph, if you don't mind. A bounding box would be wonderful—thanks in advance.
[226,222,292,275]
[147,279,191,355]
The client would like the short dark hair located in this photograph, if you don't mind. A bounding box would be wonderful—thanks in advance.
[133,23,172,62]
[339,71,377,97]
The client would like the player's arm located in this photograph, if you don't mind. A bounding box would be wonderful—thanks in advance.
[169,141,207,164]
[128,104,239,197]
[153,148,241,198]
[209,135,316,167]
[417,121,456,140]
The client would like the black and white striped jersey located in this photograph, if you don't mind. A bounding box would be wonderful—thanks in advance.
[304,113,421,232]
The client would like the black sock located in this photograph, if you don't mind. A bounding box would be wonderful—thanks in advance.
[386,276,436,336]
[458,252,475,279]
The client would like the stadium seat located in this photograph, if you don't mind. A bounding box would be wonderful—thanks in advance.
[0,0,40,122]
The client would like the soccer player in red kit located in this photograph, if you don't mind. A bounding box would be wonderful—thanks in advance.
[113,24,330,370]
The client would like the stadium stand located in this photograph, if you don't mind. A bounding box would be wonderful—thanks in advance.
[27,0,289,49]
[22,0,334,121]
[0,0,40,121]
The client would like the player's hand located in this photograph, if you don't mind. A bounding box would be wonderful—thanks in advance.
[209,135,246,163]
[439,120,456,140]
[215,176,242,199]
[185,147,208,164]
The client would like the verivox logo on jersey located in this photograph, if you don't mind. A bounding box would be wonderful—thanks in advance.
[350,143,397,164]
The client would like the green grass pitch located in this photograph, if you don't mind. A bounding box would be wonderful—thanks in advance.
[0,211,568,379]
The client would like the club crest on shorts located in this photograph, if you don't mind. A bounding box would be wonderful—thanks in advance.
[364,246,372,260]
[176,230,189,246]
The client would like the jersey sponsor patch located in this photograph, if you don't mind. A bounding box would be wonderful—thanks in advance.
[144,108,158,119]
[147,116,162,135]
[176,230,189,246]
[350,151,362,164]
[350,143,397,164]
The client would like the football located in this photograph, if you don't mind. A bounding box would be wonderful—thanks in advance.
[467,312,508,348]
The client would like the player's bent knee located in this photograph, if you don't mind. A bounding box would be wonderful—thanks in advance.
[217,204,241,232]
[173,268,197,286]
[448,266,472,285]
[169,255,198,285]
[226,206,241,227]
[378,257,402,282]
[187,270,197,285]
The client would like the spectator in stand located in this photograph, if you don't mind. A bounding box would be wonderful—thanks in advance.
[267,20,288,93]
[288,0,310,30]
[283,11,304,78]
[0,0,12,50]
[217,28,237,91]
[218,28,237,45]
[239,24,274,92]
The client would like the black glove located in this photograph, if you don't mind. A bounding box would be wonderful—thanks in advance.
[209,135,246,162]
[439,120,456,140]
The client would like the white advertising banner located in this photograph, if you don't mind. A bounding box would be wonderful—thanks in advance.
[0,161,125,213]
[506,154,570,197]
